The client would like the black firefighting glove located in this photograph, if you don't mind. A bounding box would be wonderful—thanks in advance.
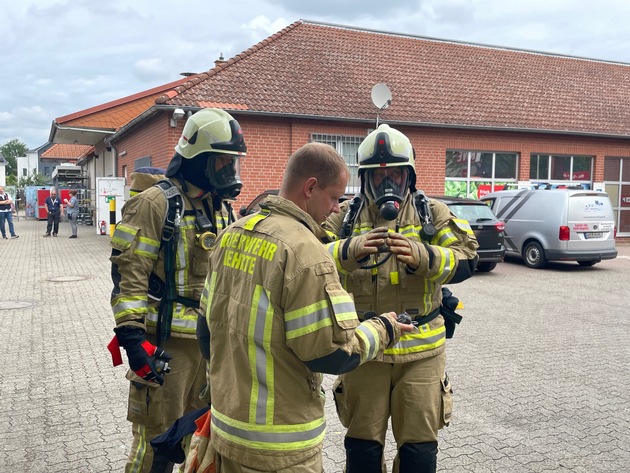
[113,326,172,385]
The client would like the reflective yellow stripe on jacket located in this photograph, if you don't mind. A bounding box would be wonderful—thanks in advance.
[112,295,148,322]
[209,280,327,452]
[384,324,445,355]
[211,407,326,452]
[112,225,161,260]
[145,306,198,333]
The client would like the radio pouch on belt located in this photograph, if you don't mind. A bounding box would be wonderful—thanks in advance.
[441,287,463,339]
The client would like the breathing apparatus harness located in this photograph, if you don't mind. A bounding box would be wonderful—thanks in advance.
[340,189,464,337]
[339,190,436,270]
[153,177,235,346]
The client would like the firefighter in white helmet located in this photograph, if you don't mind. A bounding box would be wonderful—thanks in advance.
[199,142,415,472]
[109,108,246,473]
[323,124,479,472]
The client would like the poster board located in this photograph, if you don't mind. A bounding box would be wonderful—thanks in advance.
[95,177,126,235]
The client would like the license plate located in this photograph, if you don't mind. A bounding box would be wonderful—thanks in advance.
[584,232,603,239]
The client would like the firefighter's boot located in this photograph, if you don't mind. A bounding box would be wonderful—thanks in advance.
[149,454,175,473]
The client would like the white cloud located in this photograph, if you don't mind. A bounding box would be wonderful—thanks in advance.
[3,0,630,147]
[134,58,169,82]
[0,106,50,146]
[243,14,292,35]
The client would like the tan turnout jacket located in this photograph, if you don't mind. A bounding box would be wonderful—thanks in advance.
[200,195,400,470]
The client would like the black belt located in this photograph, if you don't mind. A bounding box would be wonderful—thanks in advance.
[413,308,441,326]
[360,307,441,325]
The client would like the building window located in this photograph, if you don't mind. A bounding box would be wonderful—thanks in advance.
[311,134,364,193]
[134,156,152,170]
[530,154,594,185]
[604,156,630,237]
[445,150,518,199]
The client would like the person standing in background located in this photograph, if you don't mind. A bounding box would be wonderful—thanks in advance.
[64,189,79,238]
[44,188,61,237]
[0,186,19,239]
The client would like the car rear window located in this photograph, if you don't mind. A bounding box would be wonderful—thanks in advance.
[448,203,497,222]
[568,194,613,221]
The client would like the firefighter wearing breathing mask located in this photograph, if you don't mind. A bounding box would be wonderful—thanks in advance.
[323,124,478,473]
[109,108,246,473]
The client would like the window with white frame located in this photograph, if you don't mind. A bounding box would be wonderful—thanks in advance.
[530,154,594,186]
[445,150,518,199]
[311,134,364,193]
[604,156,630,236]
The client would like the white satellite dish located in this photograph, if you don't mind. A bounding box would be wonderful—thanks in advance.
[371,83,392,127]
[371,83,392,110]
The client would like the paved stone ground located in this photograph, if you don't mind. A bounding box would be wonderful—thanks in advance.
[1,215,629,472]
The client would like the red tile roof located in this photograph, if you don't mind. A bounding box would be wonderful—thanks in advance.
[41,143,92,160]
[55,76,196,130]
[157,20,630,137]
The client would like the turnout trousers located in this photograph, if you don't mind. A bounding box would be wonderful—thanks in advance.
[124,336,207,473]
[216,451,323,473]
[337,351,449,472]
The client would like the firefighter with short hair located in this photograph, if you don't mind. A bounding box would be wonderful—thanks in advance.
[323,124,479,472]
[200,142,414,472]
[109,108,246,473]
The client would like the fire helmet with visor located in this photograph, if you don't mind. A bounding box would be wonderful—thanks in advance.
[166,108,247,198]
[357,124,416,220]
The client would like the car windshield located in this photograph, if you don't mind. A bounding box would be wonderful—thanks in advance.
[448,203,496,222]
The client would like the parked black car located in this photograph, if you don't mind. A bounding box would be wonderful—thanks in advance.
[431,195,506,272]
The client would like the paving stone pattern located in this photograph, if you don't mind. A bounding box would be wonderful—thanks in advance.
[1,216,629,472]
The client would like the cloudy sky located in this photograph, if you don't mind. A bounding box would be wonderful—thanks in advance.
[2,0,630,150]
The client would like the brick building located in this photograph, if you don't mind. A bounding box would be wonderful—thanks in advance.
[106,20,630,237]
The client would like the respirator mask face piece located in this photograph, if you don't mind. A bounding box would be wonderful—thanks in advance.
[205,154,242,199]
[367,167,409,221]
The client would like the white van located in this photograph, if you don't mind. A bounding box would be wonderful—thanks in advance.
[481,189,617,268]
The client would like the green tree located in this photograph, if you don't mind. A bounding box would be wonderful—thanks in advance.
[0,138,28,180]
[18,170,48,187]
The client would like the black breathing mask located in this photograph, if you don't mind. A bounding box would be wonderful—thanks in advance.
[367,168,409,221]
[205,154,242,199]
